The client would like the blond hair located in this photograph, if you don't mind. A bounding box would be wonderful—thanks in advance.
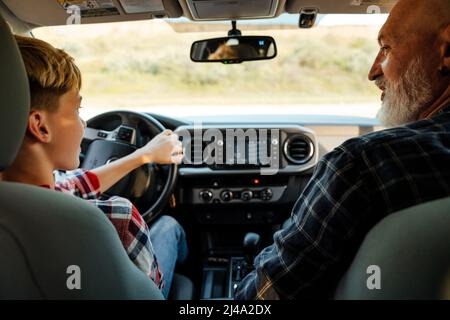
[14,35,82,112]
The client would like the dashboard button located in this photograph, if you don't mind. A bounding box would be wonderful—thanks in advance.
[199,190,213,202]
[220,190,233,202]
[260,188,273,201]
[241,190,253,201]
[117,127,133,142]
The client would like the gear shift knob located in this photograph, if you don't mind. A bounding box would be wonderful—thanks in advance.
[243,232,261,266]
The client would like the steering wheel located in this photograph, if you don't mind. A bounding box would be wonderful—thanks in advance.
[80,110,178,224]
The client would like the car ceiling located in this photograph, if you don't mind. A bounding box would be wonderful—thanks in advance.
[0,0,396,29]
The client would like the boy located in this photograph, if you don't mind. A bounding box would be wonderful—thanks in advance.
[2,35,187,298]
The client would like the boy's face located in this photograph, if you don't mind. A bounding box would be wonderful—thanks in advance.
[45,88,85,170]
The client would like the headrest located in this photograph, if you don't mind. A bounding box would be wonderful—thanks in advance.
[0,13,29,170]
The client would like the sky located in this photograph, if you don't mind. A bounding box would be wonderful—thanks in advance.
[319,14,388,26]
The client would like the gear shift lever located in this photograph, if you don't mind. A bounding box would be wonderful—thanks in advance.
[243,232,261,267]
[231,232,262,294]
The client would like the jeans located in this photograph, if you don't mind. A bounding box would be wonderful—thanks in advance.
[149,215,188,298]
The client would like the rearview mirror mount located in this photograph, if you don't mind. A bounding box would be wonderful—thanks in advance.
[298,8,319,29]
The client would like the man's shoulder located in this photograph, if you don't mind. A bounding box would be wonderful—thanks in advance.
[336,115,450,158]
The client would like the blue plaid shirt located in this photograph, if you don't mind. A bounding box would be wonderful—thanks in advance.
[236,105,450,300]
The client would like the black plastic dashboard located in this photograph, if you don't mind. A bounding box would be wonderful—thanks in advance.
[85,110,379,219]
[142,112,380,225]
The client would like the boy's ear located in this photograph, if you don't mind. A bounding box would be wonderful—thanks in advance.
[440,24,450,75]
[27,110,52,143]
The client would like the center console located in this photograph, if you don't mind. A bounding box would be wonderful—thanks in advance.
[175,124,318,177]
[186,174,289,205]
[201,232,261,299]
[171,124,318,298]
[174,125,318,224]
[201,256,251,299]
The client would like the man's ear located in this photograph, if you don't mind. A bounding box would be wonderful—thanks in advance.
[440,24,450,75]
[27,110,52,143]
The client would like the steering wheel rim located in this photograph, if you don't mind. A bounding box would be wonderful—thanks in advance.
[82,110,178,224]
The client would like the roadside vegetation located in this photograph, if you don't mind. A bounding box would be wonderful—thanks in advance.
[34,20,381,108]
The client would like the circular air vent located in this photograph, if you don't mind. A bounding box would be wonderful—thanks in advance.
[283,135,314,165]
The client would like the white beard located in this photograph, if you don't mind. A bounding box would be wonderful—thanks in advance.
[376,57,434,128]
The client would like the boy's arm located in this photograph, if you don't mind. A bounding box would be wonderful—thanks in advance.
[91,130,183,193]
[91,151,145,194]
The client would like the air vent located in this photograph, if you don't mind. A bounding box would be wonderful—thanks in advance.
[283,135,314,165]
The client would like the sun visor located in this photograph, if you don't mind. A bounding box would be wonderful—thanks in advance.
[285,0,397,14]
[2,0,182,26]
[118,0,182,16]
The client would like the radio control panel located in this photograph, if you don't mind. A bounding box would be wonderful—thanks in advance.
[190,186,286,204]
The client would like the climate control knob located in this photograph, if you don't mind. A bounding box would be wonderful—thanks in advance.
[199,190,213,202]
[241,190,253,201]
[220,190,233,202]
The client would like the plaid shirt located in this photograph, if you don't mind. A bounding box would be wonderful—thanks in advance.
[50,169,164,289]
[236,105,450,300]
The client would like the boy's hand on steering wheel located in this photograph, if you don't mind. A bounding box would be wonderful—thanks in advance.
[135,130,184,165]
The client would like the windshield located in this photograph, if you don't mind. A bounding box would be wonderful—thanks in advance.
[32,14,388,120]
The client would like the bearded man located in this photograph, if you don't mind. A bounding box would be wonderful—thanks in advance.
[235,0,450,300]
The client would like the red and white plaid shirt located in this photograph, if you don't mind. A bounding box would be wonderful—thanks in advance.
[44,169,164,289]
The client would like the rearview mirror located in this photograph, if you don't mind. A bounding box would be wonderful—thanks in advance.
[190,36,277,64]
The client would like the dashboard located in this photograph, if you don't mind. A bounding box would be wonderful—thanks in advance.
[174,124,318,210]
[175,124,317,175]
[84,111,380,224]
[153,113,381,226]
[83,110,381,298]
[159,113,380,299]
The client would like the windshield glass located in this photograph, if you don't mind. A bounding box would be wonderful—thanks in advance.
[32,14,389,120]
